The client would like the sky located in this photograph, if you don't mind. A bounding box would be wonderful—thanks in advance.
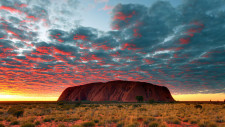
[0,0,225,101]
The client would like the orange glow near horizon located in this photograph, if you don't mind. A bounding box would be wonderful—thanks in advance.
[0,94,58,101]
[173,93,225,101]
[0,93,224,101]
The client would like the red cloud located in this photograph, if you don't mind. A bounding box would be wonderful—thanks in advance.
[113,11,135,21]
[0,6,23,13]
[121,43,140,50]
[179,38,190,44]
[53,47,72,56]
[80,54,102,61]
[102,5,113,10]
[133,28,142,38]
[36,46,52,54]
[73,34,87,41]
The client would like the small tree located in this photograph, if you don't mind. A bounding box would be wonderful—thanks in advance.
[136,96,144,102]
[149,99,155,104]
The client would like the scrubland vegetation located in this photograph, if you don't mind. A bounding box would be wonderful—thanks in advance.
[0,102,224,127]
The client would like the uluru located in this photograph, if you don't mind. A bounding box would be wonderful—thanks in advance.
[58,80,175,102]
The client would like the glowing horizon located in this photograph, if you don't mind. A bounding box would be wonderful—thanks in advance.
[0,94,58,101]
[0,93,224,102]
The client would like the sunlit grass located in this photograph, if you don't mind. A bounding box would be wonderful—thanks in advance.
[0,102,224,127]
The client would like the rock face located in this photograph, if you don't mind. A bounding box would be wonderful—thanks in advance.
[58,80,175,102]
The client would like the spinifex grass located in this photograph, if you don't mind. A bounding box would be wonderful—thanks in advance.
[0,102,224,127]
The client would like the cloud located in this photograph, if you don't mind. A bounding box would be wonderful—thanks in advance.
[0,0,225,97]
[94,0,108,3]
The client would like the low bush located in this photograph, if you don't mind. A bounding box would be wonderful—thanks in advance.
[93,119,99,123]
[198,123,207,127]
[194,104,202,109]
[183,118,189,122]
[149,122,159,127]
[81,122,95,127]
[137,117,143,122]
[117,105,123,108]
[35,121,41,125]
[136,96,144,102]
[10,121,20,125]
[132,104,141,108]
[58,124,66,127]
[148,117,156,122]
[149,99,155,104]
[190,120,198,124]
[208,123,217,127]
[72,125,81,127]
[43,118,52,122]
[139,108,147,111]
[7,106,24,118]
[57,101,64,105]
[173,119,181,124]
[117,123,124,127]
[21,123,35,127]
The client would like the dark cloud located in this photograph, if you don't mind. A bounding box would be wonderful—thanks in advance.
[0,0,224,96]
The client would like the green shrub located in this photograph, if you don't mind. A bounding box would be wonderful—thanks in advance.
[43,118,52,122]
[63,118,78,122]
[127,124,136,127]
[117,123,124,127]
[139,108,147,111]
[74,102,81,107]
[190,120,198,124]
[35,121,41,125]
[57,101,64,105]
[94,104,100,107]
[81,122,95,127]
[58,124,66,127]
[216,117,224,123]
[136,96,144,102]
[183,118,189,122]
[149,122,159,127]
[194,104,202,109]
[132,104,141,108]
[148,117,156,122]
[173,119,181,124]
[10,121,20,125]
[208,123,217,127]
[149,99,155,104]
[112,119,119,123]
[7,107,24,118]
[198,123,207,127]
[21,123,35,127]
[72,125,81,127]
[117,105,123,108]
[137,117,143,122]
[127,123,139,127]
[93,119,99,123]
